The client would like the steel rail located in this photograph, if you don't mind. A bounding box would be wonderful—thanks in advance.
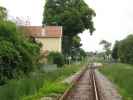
[90,68,104,100]
[58,66,88,100]
[59,65,104,100]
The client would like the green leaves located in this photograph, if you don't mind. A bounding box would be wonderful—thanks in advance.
[43,0,95,56]
[118,35,133,64]
[0,40,20,63]
[112,41,120,60]
[47,52,65,67]
[43,0,95,35]
[0,6,7,20]
[112,35,133,64]
[0,40,22,83]
[0,19,40,84]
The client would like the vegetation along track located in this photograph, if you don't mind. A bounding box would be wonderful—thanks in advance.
[59,65,104,100]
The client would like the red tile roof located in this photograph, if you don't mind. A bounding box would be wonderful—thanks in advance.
[21,26,62,38]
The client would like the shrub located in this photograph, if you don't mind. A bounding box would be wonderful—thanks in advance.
[48,52,65,67]
[0,20,40,84]
[0,40,22,84]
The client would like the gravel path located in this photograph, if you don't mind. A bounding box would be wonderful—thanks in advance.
[62,69,83,84]
[62,67,122,100]
[95,70,122,100]
[64,69,94,100]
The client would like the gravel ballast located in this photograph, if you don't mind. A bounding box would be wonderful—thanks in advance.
[95,70,122,100]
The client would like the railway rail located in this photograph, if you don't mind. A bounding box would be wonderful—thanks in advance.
[59,65,104,100]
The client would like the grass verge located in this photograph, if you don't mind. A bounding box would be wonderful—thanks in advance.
[99,63,133,100]
[22,63,83,100]
[0,63,84,100]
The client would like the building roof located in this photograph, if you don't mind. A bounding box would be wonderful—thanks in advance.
[21,26,62,38]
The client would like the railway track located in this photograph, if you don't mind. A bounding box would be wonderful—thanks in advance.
[59,65,104,100]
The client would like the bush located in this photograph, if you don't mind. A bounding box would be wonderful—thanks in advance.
[0,20,40,84]
[0,40,22,84]
[48,52,65,67]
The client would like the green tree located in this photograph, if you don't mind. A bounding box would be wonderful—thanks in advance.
[72,36,82,48]
[118,35,133,64]
[79,48,87,60]
[100,40,111,51]
[100,40,112,60]
[0,6,7,20]
[112,41,120,61]
[43,0,95,56]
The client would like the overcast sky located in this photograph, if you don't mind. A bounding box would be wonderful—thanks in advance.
[1,0,133,52]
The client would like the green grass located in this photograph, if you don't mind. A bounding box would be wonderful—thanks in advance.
[23,82,68,100]
[0,72,45,100]
[0,63,84,100]
[99,63,133,100]
[23,64,82,100]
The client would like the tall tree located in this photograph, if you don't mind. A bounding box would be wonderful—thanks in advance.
[112,41,119,61]
[0,6,7,20]
[100,40,111,51]
[100,40,112,60]
[43,0,95,56]
[118,35,133,64]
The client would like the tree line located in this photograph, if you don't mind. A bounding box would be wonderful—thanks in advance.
[112,34,133,64]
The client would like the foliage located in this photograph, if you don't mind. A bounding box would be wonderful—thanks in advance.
[47,52,65,67]
[100,40,111,52]
[100,63,133,100]
[0,40,22,84]
[43,0,95,56]
[70,48,87,62]
[79,48,87,58]
[72,36,82,48]
[23,63,83,100]
[112,41,120,61]
[99,40,112,61]
[112,35,133,64]
[0,9,40,84]
[0,6,7,20]
[43,0,95,34]
[118,35,133,64]
[23,82,68,100]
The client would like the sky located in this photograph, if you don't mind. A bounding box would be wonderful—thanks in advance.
[1,0,133,52]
